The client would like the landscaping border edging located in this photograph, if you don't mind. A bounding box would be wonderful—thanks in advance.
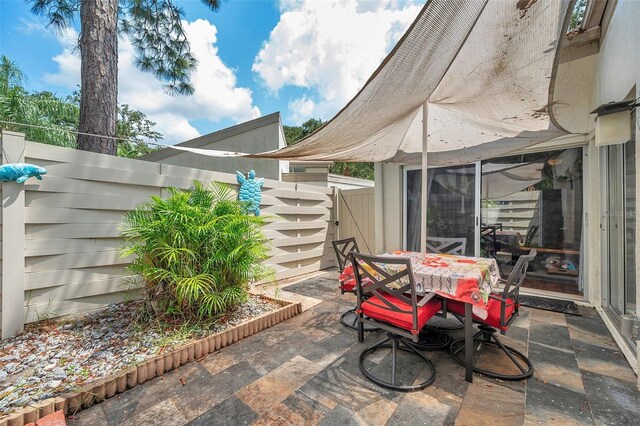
[0,296,302,426]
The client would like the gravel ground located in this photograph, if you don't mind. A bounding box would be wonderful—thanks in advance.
[0,295,280,416]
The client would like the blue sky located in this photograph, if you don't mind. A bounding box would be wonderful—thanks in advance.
[0,0,424,143]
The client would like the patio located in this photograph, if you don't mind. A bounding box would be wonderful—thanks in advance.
[68,270,639,425]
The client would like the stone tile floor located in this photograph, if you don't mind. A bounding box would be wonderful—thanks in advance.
[69,271,640,425]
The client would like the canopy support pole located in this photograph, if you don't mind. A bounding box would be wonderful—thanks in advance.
[420,101,429,256]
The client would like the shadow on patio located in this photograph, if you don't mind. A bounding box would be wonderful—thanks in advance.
[70,270,639,425]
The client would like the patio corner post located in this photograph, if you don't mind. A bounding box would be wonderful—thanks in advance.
[420,101,429,256]
[374,163,384,254]
[1,131,26,339]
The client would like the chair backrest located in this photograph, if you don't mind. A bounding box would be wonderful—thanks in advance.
[426,236,467,255]
[524,225,539,246]
[497,249,537,329]
[350,252,420,337]
[502,249,536,299]
[332,237,360,271]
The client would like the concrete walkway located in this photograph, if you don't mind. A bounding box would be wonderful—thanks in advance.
[70,271,639,425]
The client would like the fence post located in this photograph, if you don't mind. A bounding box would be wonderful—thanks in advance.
[1,131,26,339]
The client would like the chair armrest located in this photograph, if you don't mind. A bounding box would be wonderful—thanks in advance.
[488,293,507,303]
[417,292,437,307]
[488,292,517,308]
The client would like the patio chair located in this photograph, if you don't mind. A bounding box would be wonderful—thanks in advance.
[448,249,537,380]
[332,238,377,331]
[425,236,468,332]
[524,225,539,247]
[352,252,441,391]
[426,236,467,255]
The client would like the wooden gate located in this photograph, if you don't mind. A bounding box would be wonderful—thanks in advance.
[337,187,375,254]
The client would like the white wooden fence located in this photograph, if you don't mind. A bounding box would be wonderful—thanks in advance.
[0,131,336,339]
[337,188,375,254]
[491,191,540,236]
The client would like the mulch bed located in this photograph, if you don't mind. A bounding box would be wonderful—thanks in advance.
[0,295,282,417]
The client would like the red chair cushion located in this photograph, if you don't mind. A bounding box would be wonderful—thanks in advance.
[446,295,516,331]
[361,293,441,334]
[339,265,355,292]
[340,276,374,292]
[339,265,373,292]
[341,276,357,292]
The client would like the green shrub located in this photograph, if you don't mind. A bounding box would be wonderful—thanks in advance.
[121,181,272,319]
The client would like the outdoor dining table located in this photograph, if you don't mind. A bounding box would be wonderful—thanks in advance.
[385,251,502,383]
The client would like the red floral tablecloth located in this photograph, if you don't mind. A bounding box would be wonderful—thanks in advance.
[387,251,501,319]
[343,251,501,319]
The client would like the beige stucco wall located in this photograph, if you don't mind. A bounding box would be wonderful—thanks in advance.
[592,1,639,109]
[375,162,403,253]
[587,0,640,306]
[591,0,640,383]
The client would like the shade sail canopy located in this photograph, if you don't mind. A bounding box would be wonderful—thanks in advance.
[168,0,572,165]
[275,0,572,165]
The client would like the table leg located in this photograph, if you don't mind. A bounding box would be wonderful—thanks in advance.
[464,302,473,383]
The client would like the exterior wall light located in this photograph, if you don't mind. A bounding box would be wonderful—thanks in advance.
[591,100,638,147]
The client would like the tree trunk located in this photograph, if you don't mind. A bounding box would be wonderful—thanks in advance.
[78,0,118,155]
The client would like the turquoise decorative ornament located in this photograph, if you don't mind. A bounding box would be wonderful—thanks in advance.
[0,163,47,183]
[236,170,264,216]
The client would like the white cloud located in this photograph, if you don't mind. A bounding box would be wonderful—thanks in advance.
[43,28,80,89]
[44,19,260,144]
[288,96,316,125]
[148,113,201,143]
[17,17,55,38]
[253,0,422,124]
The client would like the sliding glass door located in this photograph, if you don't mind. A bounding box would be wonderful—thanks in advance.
[403,165,478,255]
[480,148,584,296]
[404,147,586,297]
[624,140,637,317]
[602,139,636,321]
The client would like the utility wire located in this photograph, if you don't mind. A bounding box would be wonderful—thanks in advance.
[0,120,170,148]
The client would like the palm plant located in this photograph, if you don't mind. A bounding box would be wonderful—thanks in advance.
[1,56,163,152]
[0,55,78,147]
[121,181,272,320]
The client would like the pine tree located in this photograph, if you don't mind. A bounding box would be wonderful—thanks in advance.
[29,0,221,154]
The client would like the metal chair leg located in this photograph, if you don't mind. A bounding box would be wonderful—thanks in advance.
[449,325,534,381]
[359,332,436,392]
[412,325,452,351]
[430,312,465,331]
[341,308,379,332]
[430,299,464,331]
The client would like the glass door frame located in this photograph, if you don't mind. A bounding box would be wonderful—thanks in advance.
[600,144,624,318]
[402,146,589,300]
[402,162,481,256]
[600,143,636,325]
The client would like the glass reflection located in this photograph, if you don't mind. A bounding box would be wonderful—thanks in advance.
[481,148,584,295]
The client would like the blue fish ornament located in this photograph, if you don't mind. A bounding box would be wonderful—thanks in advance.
[0,163,47,183]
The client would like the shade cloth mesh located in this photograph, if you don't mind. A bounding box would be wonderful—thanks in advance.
[169,0,572,166]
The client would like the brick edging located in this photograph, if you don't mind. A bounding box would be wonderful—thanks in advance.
[0,296,302,426]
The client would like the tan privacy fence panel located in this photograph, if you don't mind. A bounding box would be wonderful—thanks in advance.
[337,188,375,254]
[487,191,540,235]
[0,131,335,338]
